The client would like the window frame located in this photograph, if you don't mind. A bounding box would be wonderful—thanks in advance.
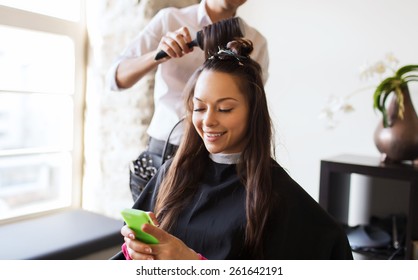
[0,3,86,223]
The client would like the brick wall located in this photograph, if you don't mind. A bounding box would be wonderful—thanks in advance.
[83,0,198,219]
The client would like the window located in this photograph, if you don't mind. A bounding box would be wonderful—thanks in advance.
[0,1,85,220]
[0,0,81,22]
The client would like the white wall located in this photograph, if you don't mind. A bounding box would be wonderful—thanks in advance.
[238,0,418,200]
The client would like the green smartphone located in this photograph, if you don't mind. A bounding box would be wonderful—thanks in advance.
[120,208,159,244]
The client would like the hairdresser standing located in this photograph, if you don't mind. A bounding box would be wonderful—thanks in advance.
[107,0,269,201]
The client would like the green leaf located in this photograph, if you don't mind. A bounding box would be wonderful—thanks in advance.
[403,75,418,83]
[396,64,418,77]
[373,77,397,109]
[373,81,398,128]
[381,90,394,127]
[371,64,417,128]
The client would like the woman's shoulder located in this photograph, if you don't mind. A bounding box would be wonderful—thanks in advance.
[269,160,299,188]
[269,159,346,232]
[267,160,352,259]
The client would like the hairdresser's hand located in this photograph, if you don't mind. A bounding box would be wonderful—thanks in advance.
[157,26,193,59]
[122,217,199,260]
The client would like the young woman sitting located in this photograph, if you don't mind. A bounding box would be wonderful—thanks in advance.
[115,38,353,260]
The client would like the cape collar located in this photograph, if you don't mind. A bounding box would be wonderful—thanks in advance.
[209,153,241,164]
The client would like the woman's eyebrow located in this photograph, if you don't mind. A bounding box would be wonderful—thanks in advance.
[193,96,239,103]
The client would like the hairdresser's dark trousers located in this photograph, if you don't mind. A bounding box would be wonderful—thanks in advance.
[129,137,178,202]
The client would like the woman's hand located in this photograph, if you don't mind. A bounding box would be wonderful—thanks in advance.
[121,212,200,260]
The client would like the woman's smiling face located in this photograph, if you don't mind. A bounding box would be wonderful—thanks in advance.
[192,70,249,154]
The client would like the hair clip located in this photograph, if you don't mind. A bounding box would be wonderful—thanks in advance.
[208,47,248,65]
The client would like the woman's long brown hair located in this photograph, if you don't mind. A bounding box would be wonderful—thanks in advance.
[154,39,275,259]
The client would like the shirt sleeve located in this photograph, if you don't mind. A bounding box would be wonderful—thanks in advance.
[122,243,133,260]
[105,9,169,91]
[256,38,270,85]
[238,17,270,85]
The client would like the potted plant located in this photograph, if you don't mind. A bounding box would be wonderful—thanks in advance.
[369,58,418,163]
[373,64,418,127]
[320,54,418,163]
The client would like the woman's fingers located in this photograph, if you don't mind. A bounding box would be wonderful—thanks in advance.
[121,224,135,239]
[147,212,160,226]
[124,236,155,260]
[142,223,167,243]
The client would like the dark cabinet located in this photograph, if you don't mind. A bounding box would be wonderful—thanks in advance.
[318,154,418,259]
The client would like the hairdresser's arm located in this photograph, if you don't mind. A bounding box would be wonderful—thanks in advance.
[114,50,161,89]
[115,26,193,89]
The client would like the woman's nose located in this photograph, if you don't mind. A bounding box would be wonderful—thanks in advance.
[203,110,218,127]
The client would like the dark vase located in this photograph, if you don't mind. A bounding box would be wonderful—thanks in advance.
[374,85,418,164]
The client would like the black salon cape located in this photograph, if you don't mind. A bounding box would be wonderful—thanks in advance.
[112,158,353,260]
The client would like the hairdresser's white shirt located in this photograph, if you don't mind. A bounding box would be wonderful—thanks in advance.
[107,0,269,145]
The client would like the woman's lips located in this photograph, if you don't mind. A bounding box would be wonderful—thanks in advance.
[204,131,226,142]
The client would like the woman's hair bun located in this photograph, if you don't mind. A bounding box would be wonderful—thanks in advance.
[226,38,254,57]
